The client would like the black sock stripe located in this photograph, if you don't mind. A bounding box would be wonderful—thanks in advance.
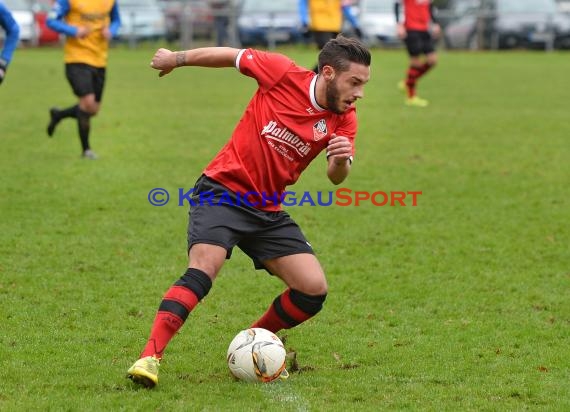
[272,295,299,327]
[174,268,212,300]
[159,299,189,321]
[289,289,327,315]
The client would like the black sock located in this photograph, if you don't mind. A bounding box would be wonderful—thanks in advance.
[77,109,91,151]
[57,104,79,120]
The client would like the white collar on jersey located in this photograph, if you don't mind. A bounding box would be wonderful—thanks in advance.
[309,74,326,112]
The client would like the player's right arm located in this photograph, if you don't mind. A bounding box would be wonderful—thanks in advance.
[150,47,240,77]
[47,0,89,38]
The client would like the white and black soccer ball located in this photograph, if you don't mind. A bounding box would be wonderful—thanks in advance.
[226,328,287,382]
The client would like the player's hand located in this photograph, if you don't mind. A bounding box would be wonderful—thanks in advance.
[432,23,441,40]
[102,26,112,41]
[150,48,176,77]
[0,59,7,85]
[397,23,407,40]
[76,26,91,38]
[326,134,352,166]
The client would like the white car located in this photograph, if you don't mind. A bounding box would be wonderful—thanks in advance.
[2,0,37,45]
[119,0,166,41]
[357,0,400,47]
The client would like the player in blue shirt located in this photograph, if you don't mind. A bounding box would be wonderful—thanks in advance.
[0,2,20,85]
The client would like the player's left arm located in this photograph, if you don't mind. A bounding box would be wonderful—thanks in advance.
[0,4,20,84]
[104,1,121,40]
[342,1,362,38]
[326,134,353,185]
[150,47,240,77]
[430,1,441,38]
[299,0,309,28]
[394,1,406,39]
[327,110,357,184]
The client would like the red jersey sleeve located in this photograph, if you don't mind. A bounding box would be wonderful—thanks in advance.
[235,48,295,92]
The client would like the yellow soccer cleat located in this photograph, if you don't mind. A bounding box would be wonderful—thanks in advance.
[405,96,429,107]
[127,356,160,388]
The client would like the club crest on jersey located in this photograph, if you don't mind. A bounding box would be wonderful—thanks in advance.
[313,119,327,141]
[261,120,311,157]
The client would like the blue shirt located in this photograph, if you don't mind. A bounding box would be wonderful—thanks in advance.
[0,3,20,65]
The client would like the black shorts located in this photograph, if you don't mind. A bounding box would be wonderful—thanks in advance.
[65,63,106,102]
[404,30,435,57]
[187,175,314,271]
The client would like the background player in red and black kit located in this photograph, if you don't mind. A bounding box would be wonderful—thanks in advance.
[127,35,371,388]
[395,0,440,107]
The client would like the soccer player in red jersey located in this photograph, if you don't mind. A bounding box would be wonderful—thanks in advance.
[126,35,371,388]
[395,0,441,107]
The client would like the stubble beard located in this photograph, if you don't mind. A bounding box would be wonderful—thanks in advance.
[325,78,343,114]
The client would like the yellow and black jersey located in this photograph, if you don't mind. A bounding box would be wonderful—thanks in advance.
[47,0,121,67]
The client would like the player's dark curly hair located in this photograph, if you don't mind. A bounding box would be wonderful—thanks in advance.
[317,35,371,74]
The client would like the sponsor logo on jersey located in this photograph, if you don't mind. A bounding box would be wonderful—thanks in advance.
[261,120,311,157]
[81,12,108,22]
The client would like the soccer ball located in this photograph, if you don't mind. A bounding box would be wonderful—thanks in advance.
[226,328,287,382]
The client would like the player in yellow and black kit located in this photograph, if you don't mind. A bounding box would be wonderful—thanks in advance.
[46,0,121,159]
[299,0,361,73]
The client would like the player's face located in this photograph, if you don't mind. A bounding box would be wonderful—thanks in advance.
[325,63,370,114]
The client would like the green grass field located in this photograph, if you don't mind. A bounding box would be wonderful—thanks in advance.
[0,44,569,411]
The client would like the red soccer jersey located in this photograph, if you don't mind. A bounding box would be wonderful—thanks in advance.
[204,49,358,211]
[402,0,432,31]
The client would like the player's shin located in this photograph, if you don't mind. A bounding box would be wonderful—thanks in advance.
[406,65,422,97]
[139,268,212,359]
[77,109,92,151]
[251,288,327,333]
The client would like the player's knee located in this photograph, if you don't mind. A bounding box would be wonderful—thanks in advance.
[85,104,99,116]
[174,267,213,300]
[300,277,328,296]
[410,57,422,67]
[289,289,327,315]
[79,100,99,115]
[289,278,327,296]
[311,282,328,296]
